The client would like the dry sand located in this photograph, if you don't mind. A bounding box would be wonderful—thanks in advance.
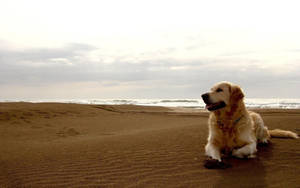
[0,102,300,187]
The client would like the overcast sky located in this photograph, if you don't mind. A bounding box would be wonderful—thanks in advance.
[1,0,300,99]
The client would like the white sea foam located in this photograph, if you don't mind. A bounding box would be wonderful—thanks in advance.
[1,98,300,109]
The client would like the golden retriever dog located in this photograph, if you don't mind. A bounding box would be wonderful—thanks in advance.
[201,81,298,164]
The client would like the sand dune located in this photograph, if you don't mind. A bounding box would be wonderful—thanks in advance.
[0,103,300,187]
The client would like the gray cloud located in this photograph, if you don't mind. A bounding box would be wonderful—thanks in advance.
[0,43,96,64]
[0,43,97,83]
[1,42,300,98]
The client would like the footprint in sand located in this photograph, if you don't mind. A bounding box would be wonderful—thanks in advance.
[57,127,80,137]
[11,121,21,125]
[31,125,43,129]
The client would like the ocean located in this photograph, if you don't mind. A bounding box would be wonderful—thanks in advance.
[2,98,300,109]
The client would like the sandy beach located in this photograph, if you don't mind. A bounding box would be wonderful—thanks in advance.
[0,102,299,187]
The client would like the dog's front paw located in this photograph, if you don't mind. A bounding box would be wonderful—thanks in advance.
[232,149,244,158]
[204,158,231,169]
[232,149,256,159]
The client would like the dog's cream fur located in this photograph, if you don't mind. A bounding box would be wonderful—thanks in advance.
[203,81,298,162]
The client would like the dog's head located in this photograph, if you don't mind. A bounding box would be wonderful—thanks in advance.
[201,81,244,111]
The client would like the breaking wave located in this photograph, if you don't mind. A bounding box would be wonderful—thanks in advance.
[1,98,300,109]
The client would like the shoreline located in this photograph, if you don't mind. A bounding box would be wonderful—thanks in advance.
[2,98,300,109]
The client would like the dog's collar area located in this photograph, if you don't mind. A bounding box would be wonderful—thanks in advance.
[217,115,244,130]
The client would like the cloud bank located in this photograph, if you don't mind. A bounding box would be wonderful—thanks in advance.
[1,41,300,99]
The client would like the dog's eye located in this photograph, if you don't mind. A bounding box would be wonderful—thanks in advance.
[216,88,223,92]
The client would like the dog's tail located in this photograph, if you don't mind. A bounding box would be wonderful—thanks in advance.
[268,129,299,139]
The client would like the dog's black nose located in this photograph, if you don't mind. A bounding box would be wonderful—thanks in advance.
[201,93,210,103]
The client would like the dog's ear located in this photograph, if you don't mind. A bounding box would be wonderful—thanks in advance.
[230,84,244,104]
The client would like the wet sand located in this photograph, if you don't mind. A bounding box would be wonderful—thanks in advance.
[0,103,299,187]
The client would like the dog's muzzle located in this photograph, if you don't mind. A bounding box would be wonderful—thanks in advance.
[201,93,226,111]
